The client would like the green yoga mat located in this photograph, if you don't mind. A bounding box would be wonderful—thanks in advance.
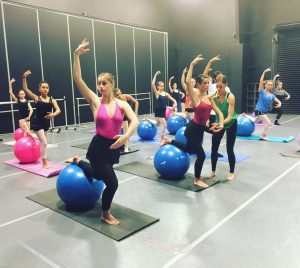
[27,189,159,241]
[237,135,295,143]
[72,143,139,155]
[115,161,220,192]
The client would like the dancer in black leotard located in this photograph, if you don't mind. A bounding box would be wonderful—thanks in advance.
[168,76,184,112]
[22,70,61,168]
[9,78,33,134]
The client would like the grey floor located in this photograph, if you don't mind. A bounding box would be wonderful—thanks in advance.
[0,114,300,268]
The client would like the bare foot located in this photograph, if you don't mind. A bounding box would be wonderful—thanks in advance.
[227,173,234,181]
[261,135,268,141]
[42,158,49,169]
[208,171,216,179]
[194,178,208,188]
[101,211,120,225]
[160,137,171,147]
[64,156,80,164]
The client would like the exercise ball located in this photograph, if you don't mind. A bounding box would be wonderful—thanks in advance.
[137,121,157,140]
[154,144,190,180]
[237,116,255,136]
[175,126,187,145]
[14,136,41,163]
[57,164,104,211]
[165,107,173,120]
[167,115,186,134]
[13,128,25,141]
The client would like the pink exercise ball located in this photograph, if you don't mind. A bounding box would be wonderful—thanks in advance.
[165,107,173,120]
[14,136,41,163]
[13,128,25,141]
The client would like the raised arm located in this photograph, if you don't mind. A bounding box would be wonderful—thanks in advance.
[168,76,174,93]
[126,94,139,115]
[151,71,161,99]
[186,55,204,107]
[8,78,18,102]
[22,71,39,101]
[273,73,280,85]
[181,67,188,92]
[258,67,271,92]
[203,55,221,76]
[73,39,98,106]
[44,99,61,119]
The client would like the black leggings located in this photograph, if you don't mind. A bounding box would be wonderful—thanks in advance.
[171,122,206,178]
[273,107,283,120]
[77,160,118,211]
[211,120,237,173]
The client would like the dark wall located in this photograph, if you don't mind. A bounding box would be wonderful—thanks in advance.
[1,0,242,134]
[239,0,300,111]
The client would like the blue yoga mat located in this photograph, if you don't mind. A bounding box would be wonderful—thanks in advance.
[204,152,249,163]
[237,135,295,143]
[129,135,160,143]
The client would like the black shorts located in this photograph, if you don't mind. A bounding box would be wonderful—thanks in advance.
[255,110,267,116]
[155,107,166,118]
[32,117,50,132]
[86,134,121,165]
[185,108,194,113]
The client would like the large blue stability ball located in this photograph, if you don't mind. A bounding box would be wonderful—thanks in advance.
[167,115,186,135]
[175,126,187,145]
[57,164,104,211]
[237,116,255,136]
[154,144,190,180]
[137,121,157,140]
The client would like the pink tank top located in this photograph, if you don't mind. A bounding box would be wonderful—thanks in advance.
[193,101,212,126]
[96,100,123,139]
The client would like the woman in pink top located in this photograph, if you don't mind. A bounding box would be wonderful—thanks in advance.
[162,55,224,188]
[66,39,138,225]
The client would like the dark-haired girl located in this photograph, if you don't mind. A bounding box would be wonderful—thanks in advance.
[272,74,290,125]
[168,76,185,112]
[22,70,61,168]
[161,55,224,188]
[209,75,237,181]
[9,78,33,134]
[145,71,177,142]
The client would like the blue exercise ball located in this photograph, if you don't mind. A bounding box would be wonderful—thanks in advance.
[237,116,255,136]
[175,126,187,145]
[57,164,104,211]
[137,121,157,140]
[167,115,186,134]
[154,144,190,180]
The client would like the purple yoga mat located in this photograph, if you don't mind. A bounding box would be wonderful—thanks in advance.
[4,159,65,177]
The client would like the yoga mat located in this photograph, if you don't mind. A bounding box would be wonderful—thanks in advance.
[27,189,159,241]
[237,135,294,143]
[4,159,65,177]
[72,143,139,155]
[115,161,219,192]
[204,152,249,163]
[279,150,300,158]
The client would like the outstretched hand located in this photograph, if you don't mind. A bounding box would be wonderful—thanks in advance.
[10,78,16,84]
[191,55,204,66]
[264,67,271,73]
[182,67,188,74]
[23,70,31,78]
[209,123,223,133]
[154,70,161,76]
[74,38,90,56]
[110,135,127,149]
[210,55,221,63]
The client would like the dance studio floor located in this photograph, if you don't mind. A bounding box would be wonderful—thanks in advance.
[1,114,300,268]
